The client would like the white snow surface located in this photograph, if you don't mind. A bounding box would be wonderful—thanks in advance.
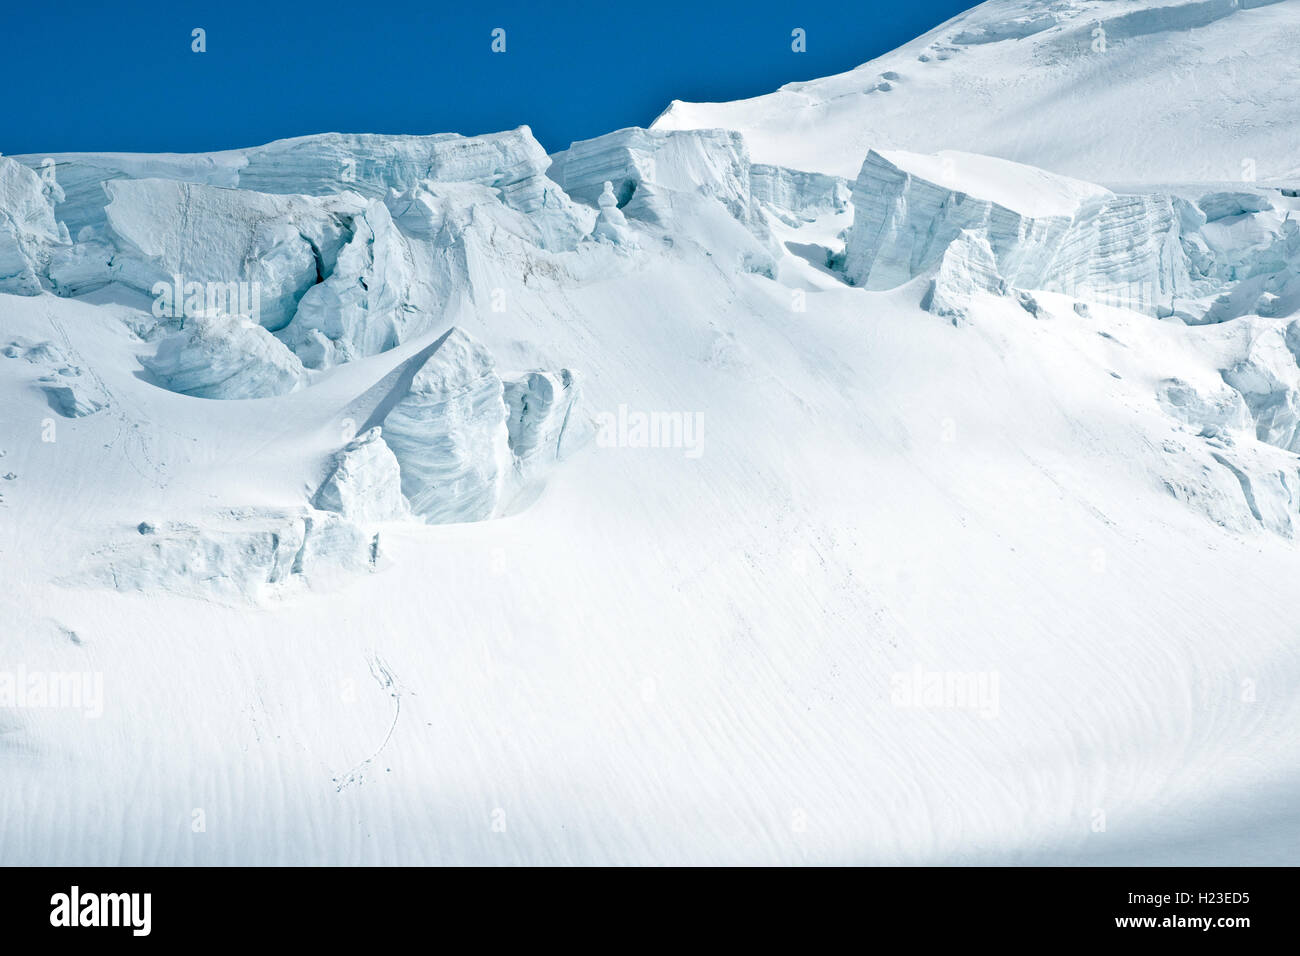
[653,0,1300,184]
[2,2,1300,866]
[873,149,1112,219]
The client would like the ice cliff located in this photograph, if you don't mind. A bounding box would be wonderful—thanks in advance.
[0,156,67,295]
[313,427,409,524]
[143,313,307,399]
[844,148,1300,324]
[378,328,580,524]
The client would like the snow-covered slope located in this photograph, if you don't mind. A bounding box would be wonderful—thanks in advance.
[653,0,1300,184]
[2,3,1299,867]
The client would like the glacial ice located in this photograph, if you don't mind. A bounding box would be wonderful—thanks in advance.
[14,128,592,253]
[843,146,1300,323]
[0,156,65,294]
[825,141,1300,538]
[103,179,360,331]
[550,127,764,230]
[503,368,582,477]
[0,25,1295,551]
[46,232,117,297]
[228,128,592,251]
[1199,190,1273,222]
[10,131,603,385]
[143,313,306,399]
[278,198,427,369]
[920,230,1006,323]
[1156,376,1253,435]
[591,181,635,245]
[843,149,1098,291]
[3,105,1295,551]
[313,427,409,523]
[1219,319,1300,452]
[1206,447,1299,539]
[5,0,1300,869]
[69,511,378,601]
[552,126,778,277]
[374,328,584,523]
[380,328,513,524]
[749,163,849,226]
[280,171,596,369]
[293,512,379,584]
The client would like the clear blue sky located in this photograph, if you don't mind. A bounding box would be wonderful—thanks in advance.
[5,0,972,155]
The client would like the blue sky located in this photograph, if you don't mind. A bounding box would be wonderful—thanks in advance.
[5,0,972,155]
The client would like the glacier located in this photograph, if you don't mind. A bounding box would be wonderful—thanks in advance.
[2,0,1300,867]
[313,426,409,525]
[0,157,67,295]
[379,328,512,524]
[842,147,1300,325]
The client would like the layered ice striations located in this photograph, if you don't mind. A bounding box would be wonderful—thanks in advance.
[920,230,1007,324]
[549,127,760,226]
[504,368,582,477]
[103,179,359,331]
[843,147,1299,323]
[143,314,307,400]
[749,163,849,226]
[0,156,67,295]
[13,128,591,247]
[278,198,428,370]
[380,329,512,525]
[314,427,409,524]
[550,126,778,274]
[379,328,582,524]
[834,145,1300,538]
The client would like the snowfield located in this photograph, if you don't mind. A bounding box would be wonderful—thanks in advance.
[654,0,1300,185]
[2,0,1299,865]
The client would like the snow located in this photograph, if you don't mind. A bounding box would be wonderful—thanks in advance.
[921,230,1007,322]
[846,145,1300,324]
[504,369,583,477]
[0,157,65,295]
[873,148,1111,219]
[279,199,426,369]
[590,182,636,246]
[103,179,360,331]
[2,0,1300,866]
[142,313,307,400]
[549,126,765,233]
[4,335,110,417]
[313,427,409,524]
[379,328,512,525]
[1219,318,1300,451]
[749,164,849,227]
[12,127,592,247]
[652,0,1300,184]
